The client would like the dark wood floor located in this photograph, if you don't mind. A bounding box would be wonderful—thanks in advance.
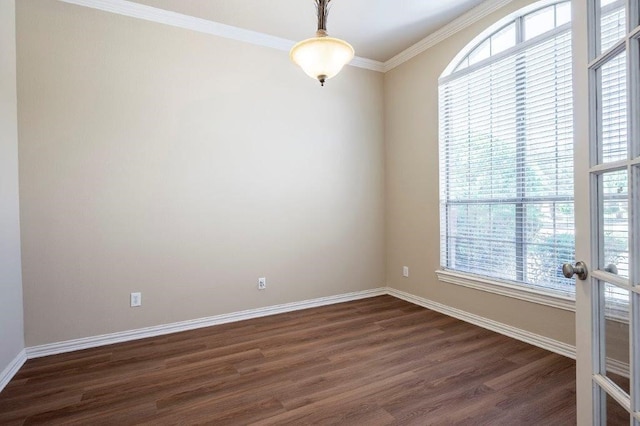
[0,295,626,424]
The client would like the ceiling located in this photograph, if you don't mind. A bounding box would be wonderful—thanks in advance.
[129,0,488,62]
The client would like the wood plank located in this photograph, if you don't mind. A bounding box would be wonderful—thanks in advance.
[0,295,579,424]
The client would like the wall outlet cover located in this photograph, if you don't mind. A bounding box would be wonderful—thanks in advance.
[130,292,142,307]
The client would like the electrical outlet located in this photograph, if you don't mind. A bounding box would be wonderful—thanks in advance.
[402,266,409,277]
[258,277,266,290]
[130,292,142,307]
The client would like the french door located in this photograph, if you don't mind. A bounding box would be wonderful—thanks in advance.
[573,0,640,424]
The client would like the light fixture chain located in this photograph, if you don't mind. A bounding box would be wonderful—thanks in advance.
[315,0,331,32]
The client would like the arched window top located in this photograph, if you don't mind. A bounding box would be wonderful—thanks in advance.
[442,0,571,78]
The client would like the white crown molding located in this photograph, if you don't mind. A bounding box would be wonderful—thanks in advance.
[58,0,385,73]
[0,349,27,394]
[350,56,385,73]
[26,288,386,359]
[383,0,514,72]
[59,0,293,50]
[55,0,518,74]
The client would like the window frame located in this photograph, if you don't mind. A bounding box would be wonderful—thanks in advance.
[437,0,578,311]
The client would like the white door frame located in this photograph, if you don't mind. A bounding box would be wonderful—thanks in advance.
[573,0,596,422]
[574,0,640,424]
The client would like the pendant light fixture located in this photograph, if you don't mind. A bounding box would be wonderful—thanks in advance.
[289,0,354,86]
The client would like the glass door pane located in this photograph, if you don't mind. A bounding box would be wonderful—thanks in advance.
[600,170,629,276]
[607,392,630,424]
[601,282,630,391]
[599,52,627,163]
[600,0,626,52]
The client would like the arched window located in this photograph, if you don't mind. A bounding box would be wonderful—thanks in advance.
[438,1,575,297]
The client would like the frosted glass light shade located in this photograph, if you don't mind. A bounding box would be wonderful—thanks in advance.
[289,35,354,84]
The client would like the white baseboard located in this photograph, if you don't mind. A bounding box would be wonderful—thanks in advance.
[0,349,27,394]
[387,287,631,378]
[606,357,630,379]
[17,285,631,382]
[26,288,387,359]
[386,287,576,359]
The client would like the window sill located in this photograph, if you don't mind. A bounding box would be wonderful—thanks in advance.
[435,269,576,312]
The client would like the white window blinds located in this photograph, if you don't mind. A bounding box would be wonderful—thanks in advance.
[438,6,574,296]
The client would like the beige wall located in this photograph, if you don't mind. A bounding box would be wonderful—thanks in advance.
[0,0,25,371]
[17,0,385,346]
[384,0,576,346]
[14,0,620,358]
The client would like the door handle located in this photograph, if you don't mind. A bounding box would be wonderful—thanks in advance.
[562,261,589,280]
